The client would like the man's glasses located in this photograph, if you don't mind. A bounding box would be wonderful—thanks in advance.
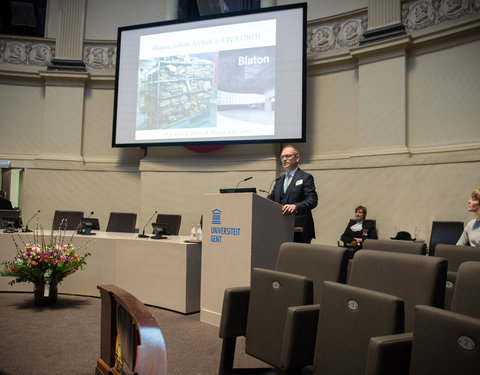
[281,154,296,159]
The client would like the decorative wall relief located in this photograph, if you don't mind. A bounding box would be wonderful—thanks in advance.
[402,0,479,31]
[1,0,479,68]
[0,39,54,66]
[307,16,368,54]
[84,46,116,70]
[307,0,480,56]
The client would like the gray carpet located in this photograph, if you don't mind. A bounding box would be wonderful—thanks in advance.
[0,292,268,375]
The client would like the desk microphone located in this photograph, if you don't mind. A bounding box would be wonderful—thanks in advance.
[235,176,253,189]
[263,177,278,197]
[87,211,94,218]
[22,210,40,232]
[138,210,157,238]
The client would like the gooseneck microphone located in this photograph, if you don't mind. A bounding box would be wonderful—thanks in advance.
[261,178,278,197]
[87,211,94,218]
[235,176,253,189]
[138,210,157,238]
[22,210,41,232]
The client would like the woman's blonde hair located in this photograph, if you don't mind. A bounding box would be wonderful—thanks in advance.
[471,188,480,201]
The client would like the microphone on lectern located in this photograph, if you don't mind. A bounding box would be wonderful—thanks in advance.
[138,210,157,238]
[22,210,41,232]
[235,176,253,189]
[263,177,278,197]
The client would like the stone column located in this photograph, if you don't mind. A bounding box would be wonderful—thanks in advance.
[49,0,86,71]
[40,0,88,162]
[361,0,405,45]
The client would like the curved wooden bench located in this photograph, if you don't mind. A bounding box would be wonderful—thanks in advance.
[96,284,167,375]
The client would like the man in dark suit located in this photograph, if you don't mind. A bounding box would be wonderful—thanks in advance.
[268,145,318,243]
[0,191,13,210]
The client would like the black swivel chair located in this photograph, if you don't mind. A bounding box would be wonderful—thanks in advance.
[52,210,84,230]
[428,221,464,255]
[155,214,182,235]
[106,212,137,233]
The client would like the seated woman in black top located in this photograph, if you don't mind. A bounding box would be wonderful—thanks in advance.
[340,205,377,251]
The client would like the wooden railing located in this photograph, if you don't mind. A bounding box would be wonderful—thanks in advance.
[96,284,167,375]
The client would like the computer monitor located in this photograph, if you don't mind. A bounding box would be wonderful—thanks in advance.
[1,217,23,232]
[78,218,100,235]
[219,187,257,194]
[151,222,171,239]
[0,209,20,219]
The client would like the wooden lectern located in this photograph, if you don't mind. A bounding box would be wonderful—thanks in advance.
[200,192,294,326]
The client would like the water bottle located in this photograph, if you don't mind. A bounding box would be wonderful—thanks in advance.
[196,223,202,241]
[190,224,197,240]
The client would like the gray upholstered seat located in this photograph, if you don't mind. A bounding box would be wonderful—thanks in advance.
[303,281,404,375]
[450,261,480,319]
[364,261,480,375]
[348,250,447,331]
[218,243,349,375]
[435,245,480,309]
[275,242,349,303]
[362,239,427,255]
[410,305,480,375]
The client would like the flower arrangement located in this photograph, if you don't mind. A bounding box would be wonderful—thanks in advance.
[1,223,91,286]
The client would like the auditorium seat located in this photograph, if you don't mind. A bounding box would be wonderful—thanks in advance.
[218,243,349,375]
[348,250,447,331]
[366,305,480,375]
[365,261,480,375]
[106,212,137,233]
[302,281,404,375]
[450,261,480,319]
[428,220,463,255]
[275,242,349,302]
[434,245,480,309]
[52,210,84,231]
[155,214,182,235]
[363,239,427,255]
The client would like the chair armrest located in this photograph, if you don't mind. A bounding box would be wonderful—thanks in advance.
[219,286,250,339]
[365,332,413,375]
[280,304,320,370]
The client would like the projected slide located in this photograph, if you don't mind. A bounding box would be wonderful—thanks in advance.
[135,20,276,141]
[113,4,305,147]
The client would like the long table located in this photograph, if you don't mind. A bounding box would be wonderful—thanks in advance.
[0,231,201,313]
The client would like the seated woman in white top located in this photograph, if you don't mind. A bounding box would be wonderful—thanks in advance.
[457,187,480,247]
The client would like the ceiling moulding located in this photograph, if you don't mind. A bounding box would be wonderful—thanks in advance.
[409,142,480,155]
[350,34,412,65]
[39,70,89,86]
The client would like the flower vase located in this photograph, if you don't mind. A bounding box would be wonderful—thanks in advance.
[33,283,58,306]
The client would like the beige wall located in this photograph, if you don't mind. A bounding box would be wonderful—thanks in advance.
[0,0,479,247]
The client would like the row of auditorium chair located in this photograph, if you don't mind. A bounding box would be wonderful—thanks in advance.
[219,243,480,375]
[51,210,182,234]
[339,219,464,255]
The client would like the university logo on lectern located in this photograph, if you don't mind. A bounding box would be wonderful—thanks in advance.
[211,209,221,225]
